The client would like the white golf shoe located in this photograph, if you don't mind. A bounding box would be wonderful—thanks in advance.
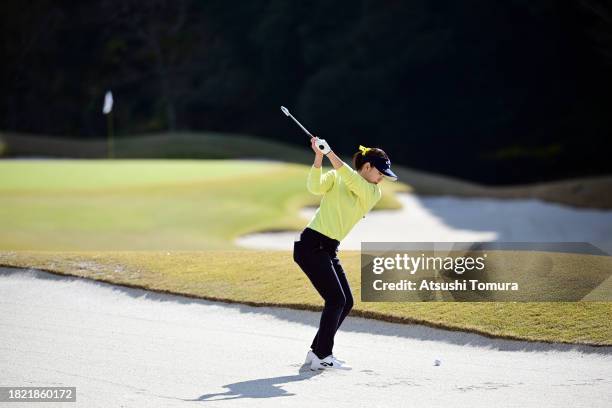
[310,354,351,371]
[305,350,317,364]
[305,350,347,366]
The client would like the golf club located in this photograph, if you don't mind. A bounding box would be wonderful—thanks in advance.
[280,106,331,154]
[280,106,314,138]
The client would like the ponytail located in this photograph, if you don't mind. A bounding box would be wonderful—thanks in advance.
[352,146,389,170]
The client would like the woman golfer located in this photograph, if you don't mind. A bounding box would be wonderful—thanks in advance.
[293,136,398,371]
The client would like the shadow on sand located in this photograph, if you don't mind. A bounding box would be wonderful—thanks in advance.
[182,367,320,402]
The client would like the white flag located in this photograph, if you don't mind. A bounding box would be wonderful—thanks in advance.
[103,91,114,114]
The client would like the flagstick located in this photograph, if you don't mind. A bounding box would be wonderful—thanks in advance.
[107,110,114,159]
[103,90,114,159]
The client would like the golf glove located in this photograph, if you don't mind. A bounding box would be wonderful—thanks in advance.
[315,138,332,155]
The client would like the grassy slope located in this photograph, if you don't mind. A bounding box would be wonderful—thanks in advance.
[392,166,612,209]
[2,131,611,208]
[1,250,610,346]
[0,131,314,162]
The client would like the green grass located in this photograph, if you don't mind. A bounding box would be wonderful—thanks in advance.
[3,130,611,208]
[1,250,610,346]
[0,159,271,191]
[0,159,407,250]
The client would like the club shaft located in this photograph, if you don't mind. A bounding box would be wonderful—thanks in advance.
[288,115,313,137]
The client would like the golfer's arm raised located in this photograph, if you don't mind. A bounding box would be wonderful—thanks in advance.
[314,138,376,199]
[325,151,344,170]
[312,151,324,169]
[308,138,335,194]
[309,137,343,170]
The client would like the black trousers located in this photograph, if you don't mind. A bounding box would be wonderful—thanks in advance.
[293,227,354,359]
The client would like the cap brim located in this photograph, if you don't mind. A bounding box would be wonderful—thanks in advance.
[369,157,398,181]
[382,168,398,182]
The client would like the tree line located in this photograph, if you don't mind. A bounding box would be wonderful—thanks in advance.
[1,0,611,184]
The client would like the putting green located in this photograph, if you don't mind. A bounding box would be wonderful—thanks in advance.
[0,159,279,191]
[0,159,406,250]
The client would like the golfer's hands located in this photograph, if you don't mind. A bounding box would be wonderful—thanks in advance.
[310,137,323,157]
[310,136,331,155]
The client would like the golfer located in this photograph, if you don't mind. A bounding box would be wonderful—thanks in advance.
[293,136,398,370]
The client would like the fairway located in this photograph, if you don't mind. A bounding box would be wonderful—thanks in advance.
[0,159,405,250]
[0,159,280,191]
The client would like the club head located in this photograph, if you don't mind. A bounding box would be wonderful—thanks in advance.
[280,106,290,116]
